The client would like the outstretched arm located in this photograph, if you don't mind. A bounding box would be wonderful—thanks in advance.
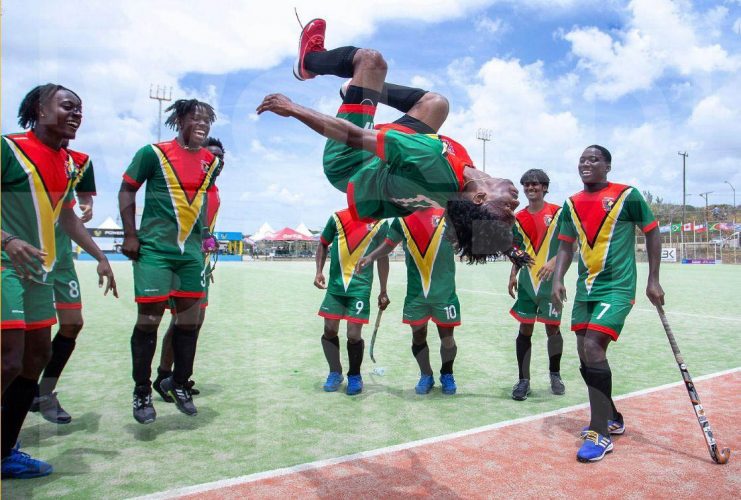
[257,94,379,153]
[644,228,664,306]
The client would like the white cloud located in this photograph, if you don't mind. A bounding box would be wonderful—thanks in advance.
[563,0,739,100]
[474,15,508,36]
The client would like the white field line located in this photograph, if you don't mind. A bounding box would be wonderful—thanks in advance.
[133,367,740,500]
[459,288,741,322]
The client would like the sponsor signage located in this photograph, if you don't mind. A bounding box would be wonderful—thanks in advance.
[661,248,677,262]
[681,258,720,265]
[88,228,124,238]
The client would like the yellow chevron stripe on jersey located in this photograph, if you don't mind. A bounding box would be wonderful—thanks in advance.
[568,189,631,294]
[71,157,91,190]
[4,139,73,272]
[152,145,217,253]
[335,217,382,292]
[519,208,561,295]
[400,217,446,298]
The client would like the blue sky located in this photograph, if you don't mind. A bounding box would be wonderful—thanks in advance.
[3,0,740,234]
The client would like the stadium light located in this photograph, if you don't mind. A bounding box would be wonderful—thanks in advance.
[725,180,736,224]
[476,128,493,173]
[149,84,173,142]
[678,151,688,259]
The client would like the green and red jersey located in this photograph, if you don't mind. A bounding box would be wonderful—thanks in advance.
[2,131,76,272]
[122,139,220,257]
[513,202,562,299]
[320,209,388,297]
[386,207,456,302]
[558,183,657,302]
[205,185,220,233]
[55,149,96,269]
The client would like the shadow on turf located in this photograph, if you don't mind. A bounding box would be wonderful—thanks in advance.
[125,406,220,441]
[20,412,103,447]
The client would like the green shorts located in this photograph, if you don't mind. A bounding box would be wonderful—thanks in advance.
[51,266,82,310]
[571,300,634,341]
[510,292,561,325]
[323,104,377,192]
[133,249,207,303]
[318,292,371,324]
[403,294,461,327]
[1,265,56,330]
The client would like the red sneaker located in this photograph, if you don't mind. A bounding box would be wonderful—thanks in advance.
[293,18,326,81]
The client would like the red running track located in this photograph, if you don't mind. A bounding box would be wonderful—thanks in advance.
[153,370,740,499]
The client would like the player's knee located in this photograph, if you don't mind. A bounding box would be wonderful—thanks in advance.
[59,322,83,338]
[323,326,339,339]
[545,325,560,337]
[355,49,387,74]
[518,324,534,336]
[420,92,449,117]
[440,335,456,349]
[582,343,607,365]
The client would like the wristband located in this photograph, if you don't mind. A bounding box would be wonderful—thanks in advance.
[1,235,19,251]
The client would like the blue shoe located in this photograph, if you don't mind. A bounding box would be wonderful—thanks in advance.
[415,374,435,394]
[580,417,625,438]
[577,431,613,462]
[439,373,457,395]
[323,372,344,392]
[346,374,363,395]
[1,448,53,479]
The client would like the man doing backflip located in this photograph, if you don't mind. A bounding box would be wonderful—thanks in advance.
[358,208,461,395]
[315,209,389,395]
[119,99,221,423]
[257,18,528,265]
[551,145,664,462]
[508,169,565,401]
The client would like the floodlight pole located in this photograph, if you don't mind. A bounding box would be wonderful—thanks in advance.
[678,151,688,259]
[476,128,492,173]
[149,84,173,142]
[725,180,736,224]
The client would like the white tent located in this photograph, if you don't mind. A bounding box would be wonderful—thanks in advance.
[98,216,121,229]
[295,222,313,237]
[251,222,276,241]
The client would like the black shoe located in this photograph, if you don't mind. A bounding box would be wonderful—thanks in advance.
[31,392,72,424]
[550,372,566,395]
[153,374,174,403]
[512,379,531,401]
[132,388,156,424]
[160,377,197,416]
[186,380,200,396]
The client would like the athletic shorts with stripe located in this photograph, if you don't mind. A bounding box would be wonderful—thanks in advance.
[510,293,561,325]
[571,299,633,341]
[403,294,461,327]
[51,266,82,310]
[1,266,56,330]
[323,104,377,193]
[133,249,207,303]
[318,292,371,324]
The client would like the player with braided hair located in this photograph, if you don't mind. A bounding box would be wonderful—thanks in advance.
[2,84,116,479]
[119,99,221,423]
[257,19,526,265]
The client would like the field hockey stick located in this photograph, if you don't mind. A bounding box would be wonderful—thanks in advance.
[656,305,731,464]
[369,309,383,363]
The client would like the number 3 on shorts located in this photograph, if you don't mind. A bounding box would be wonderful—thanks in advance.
[596,302,611,320]
[355,300,364,315]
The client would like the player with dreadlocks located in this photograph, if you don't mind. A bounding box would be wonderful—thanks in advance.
[118,99,221,424]
[154,137,225,402]
[2,84,117,479]
[257,19,529,265]
[508,169,566,401]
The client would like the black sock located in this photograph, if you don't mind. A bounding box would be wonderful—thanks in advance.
[440,343,457,374]
[38,333,76,396]
[584,360,612,437]
[392,114,435,134]
[515,333,532,380]
[171,325,199,385]
[343,85,381,107]
[304,46,358,78]
[321,335,342,373]
[579,360,588,383]
[131,327,157,387]
[547,332,563,373]
[1,376,37,459]
[412,342,433,375]
[156,366,172,381]
[346,339,364,376]
[382,83,428,113]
